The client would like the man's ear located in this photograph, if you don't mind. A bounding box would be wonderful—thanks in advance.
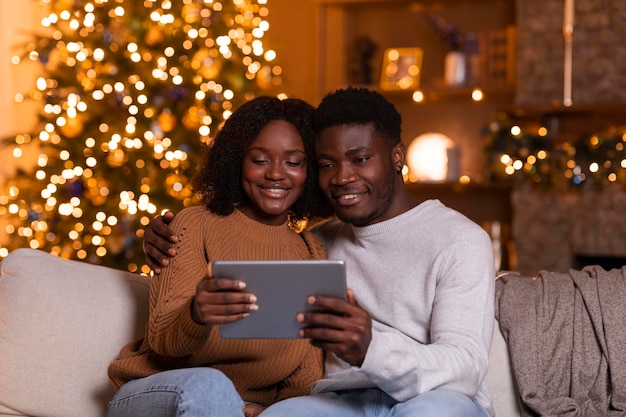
[392,142,406,173]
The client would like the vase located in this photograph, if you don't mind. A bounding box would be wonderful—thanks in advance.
[444,50,466,86]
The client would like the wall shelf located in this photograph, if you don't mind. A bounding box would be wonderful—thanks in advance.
[314,0,516,95]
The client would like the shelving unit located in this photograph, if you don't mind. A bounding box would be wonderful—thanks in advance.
[314,0,516,98]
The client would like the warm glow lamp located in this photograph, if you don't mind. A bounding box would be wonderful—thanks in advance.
[406,133,460,182]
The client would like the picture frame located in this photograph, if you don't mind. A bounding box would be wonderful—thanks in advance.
[379,47,423,91]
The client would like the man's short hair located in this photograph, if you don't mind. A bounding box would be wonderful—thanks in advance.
[314,87,402,147]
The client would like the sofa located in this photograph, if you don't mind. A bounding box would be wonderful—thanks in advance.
[0,248,521,417]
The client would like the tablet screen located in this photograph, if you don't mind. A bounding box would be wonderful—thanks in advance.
[210,260,346,339]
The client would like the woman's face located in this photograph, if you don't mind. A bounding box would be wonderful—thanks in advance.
[239,119,307,226]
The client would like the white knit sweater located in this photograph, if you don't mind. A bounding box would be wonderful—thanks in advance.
[311,199,496,417]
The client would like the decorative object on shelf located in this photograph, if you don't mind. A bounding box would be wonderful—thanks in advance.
[379,47,423,91]
[483,113,626,191]
[464,31,481,85]
[426,14,466,86]
[425,14,516,88]
[406,132,460,183]
[478,27,517,87]
[444,50,466,86]
[426,14,463,51]
[349,36,378,85]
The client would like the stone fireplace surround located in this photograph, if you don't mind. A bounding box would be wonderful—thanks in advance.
[512,184,626,275]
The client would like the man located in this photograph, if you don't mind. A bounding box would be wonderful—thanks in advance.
[145,88,495,417]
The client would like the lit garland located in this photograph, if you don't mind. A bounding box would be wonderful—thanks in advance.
[0,0,281,273]
[483,112,626,192]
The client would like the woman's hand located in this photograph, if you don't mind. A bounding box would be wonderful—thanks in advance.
[192,277,259,326]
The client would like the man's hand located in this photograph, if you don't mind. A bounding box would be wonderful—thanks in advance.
[143,211,177,273]
[192,277,259,326]
[243,403,265,417]
[297,289,372,366]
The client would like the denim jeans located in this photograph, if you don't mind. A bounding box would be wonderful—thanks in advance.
[259,388,489,417]
[106,368,244,417]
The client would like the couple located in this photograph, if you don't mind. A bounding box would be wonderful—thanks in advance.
[107,87,496,417]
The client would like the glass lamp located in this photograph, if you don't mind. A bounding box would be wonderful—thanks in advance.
[406,133,460,182]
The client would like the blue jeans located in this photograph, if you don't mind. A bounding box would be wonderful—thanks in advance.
[259,388,489,417]
[106,368,245,417]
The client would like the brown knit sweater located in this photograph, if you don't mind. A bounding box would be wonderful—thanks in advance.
[108,206,327,406]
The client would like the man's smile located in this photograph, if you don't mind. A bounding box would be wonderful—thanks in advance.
[332,190,367,206]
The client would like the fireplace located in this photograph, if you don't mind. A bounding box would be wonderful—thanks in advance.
[512,184,626,275]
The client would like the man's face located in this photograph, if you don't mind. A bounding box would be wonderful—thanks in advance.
[315,123,403,226]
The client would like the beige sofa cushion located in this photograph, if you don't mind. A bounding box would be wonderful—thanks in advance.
[486,317,521,416]
[0,249,150,417]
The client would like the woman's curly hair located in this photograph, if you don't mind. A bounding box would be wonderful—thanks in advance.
[193,96,331,225]
[314,87,402,149]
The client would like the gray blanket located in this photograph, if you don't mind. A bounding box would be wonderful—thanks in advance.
[495,266,626,416]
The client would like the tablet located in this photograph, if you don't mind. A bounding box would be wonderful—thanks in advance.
[209,260,346,339]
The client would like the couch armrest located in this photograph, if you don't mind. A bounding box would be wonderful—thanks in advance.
[0,249,150,417]
[484,272,522,417]
[486,319,521,416]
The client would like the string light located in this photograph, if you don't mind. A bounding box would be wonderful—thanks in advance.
[1,0,282,273]
[484,112,626,190]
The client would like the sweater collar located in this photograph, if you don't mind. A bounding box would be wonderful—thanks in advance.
[349,199,439,238]
[232,208,296,240]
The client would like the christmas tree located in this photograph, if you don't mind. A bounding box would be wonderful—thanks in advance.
[0,0,281,273]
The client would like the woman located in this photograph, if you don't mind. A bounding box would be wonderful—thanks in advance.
[107,96,331,417]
